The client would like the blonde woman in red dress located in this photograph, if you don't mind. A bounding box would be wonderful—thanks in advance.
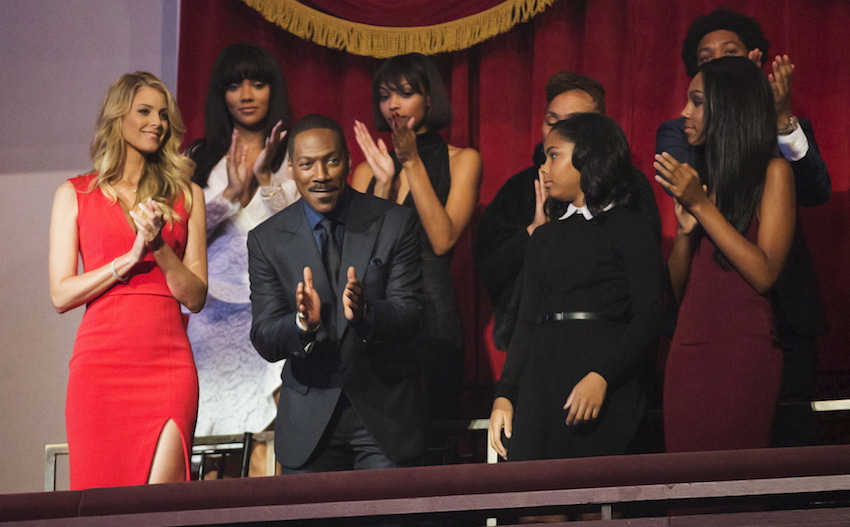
[49,72,207,489]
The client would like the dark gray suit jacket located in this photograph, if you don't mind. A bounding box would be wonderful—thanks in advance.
[248,189,425,468]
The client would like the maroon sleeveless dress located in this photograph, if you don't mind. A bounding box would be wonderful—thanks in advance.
[664,221,782,452]
[65,174,198,489]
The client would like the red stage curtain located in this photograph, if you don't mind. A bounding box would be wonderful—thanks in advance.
[178,0,850,395]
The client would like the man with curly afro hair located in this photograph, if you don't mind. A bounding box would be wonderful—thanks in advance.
[656,7,831,449]
[680,7,770,78]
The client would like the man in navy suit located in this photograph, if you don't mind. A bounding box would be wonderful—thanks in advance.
[249,114,425,472]
[656,8,831,447]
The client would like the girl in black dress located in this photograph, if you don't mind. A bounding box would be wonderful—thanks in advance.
[489,113,663,461]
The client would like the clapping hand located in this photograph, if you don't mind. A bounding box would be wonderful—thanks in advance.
[747,48,764,67]
[653,153,710,210]
[673,199,700,236]
[129,197,165,251]
[390,115,418,165]
[296,266,322,331]
[354,120,396,190]
[769,55,795,127]
[342,266,365,322]
[224,129,254,202]
[253,120,287,186]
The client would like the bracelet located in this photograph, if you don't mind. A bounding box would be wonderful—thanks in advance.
[778,115,799,136]
[111,258,129,283]
[260,184,282,198]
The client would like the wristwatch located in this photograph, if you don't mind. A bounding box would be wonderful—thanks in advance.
[778,115,799,136]
[296,311,319,333]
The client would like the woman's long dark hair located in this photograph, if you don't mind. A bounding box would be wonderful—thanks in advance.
[699,56,776,267]
[187,43,292,188]
[546,113,646,221]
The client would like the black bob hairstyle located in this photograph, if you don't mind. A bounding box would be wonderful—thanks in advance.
[546,113,637,220]
[371,53,452,133]
[681,7,770,77]
[187,43,292,188]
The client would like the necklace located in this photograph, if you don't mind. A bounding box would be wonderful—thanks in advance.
[115,181,138,193]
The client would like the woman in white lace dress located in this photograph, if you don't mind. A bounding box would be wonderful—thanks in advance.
[186,43,298,474]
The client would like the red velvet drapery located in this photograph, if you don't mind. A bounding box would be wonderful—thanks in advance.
[178,0,850,394]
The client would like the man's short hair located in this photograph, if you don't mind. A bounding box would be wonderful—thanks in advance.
[681,7,770,77]
[545,71,606,114]
[287,113,348,158]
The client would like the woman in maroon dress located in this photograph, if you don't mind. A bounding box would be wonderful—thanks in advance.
[655,57,795,451]
[49,72,207,489]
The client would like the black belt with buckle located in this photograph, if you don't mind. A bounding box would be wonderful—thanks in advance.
[538,311,628,324]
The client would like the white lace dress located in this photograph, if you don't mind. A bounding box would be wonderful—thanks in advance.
[187,157,299,436]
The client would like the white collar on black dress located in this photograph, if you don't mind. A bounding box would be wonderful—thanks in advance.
[558,202,615,221]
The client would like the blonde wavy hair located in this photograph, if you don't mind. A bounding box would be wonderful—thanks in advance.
[89,71,195,222]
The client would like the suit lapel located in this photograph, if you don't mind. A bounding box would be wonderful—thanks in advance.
[335,193,384,341]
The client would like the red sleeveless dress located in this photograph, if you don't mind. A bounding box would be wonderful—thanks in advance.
[65,174,198,489]
[664,221,782,452]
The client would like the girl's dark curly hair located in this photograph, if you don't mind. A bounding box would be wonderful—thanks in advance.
[546,113,645,221]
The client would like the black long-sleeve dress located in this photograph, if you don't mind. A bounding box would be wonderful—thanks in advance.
[495,206,663,460]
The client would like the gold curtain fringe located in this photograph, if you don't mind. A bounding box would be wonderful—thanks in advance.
[241,0,558,58]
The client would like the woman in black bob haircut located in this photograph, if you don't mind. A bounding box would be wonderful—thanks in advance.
[351,53,482,423]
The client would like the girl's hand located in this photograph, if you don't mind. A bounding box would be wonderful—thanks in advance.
[563,372,608,425]
[254,120,287,186]
[353,120,395,187]
[527,176,549,235]
[391,116,419,166]
[653,153,710,210]
[224,129,253,201]
[489,397,514,460]
[129,198,165,251]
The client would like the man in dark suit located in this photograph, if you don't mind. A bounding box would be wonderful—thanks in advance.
[249,114,425,473]
[656,7,831,447]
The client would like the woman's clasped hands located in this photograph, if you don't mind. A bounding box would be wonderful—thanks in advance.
[654,152,712,234]
[129,197,166,256]
[353,116,420,200]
